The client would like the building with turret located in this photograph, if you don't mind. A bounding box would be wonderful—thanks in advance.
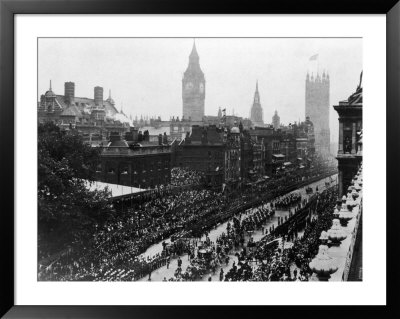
[305,71,330,156]
[250,81,264,127]
[182,42,205,122]
[38,81,130,141]
[272,110,280,129]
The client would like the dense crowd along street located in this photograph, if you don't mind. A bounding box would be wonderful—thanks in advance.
[139,175,337,282]
[170,167,205,186]
[38,163,337,282]
[37,38,364,285]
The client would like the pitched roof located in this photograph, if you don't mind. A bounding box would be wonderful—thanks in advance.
[61,104,81,117]
[55,95,119,115]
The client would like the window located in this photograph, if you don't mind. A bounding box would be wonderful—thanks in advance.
[344,132,352,153]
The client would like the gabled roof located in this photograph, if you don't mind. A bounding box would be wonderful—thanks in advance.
[55,95,119,115]
[61,104,81,117]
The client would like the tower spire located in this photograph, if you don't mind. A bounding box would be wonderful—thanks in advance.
[49,80,52,90]
[253,80,260,104]
[189,39,199,65]
[191,39,197,54]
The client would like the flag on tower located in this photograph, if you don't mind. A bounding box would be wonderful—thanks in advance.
[309,54,318,61]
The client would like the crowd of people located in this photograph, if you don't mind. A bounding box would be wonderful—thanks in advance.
[38,164,336,281]
[38,188,217,281]
[274,192,302,210]
[170,167,204,186]
[222,187,338,281]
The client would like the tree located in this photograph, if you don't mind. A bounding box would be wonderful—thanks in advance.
[38,123,112,257]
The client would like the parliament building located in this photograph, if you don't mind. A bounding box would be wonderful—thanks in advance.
[305,71,330,156]
[182,42,205,122]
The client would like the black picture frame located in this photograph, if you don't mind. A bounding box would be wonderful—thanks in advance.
[1,0,399,318]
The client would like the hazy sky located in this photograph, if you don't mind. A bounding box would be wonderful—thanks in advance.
[38,38,362,142]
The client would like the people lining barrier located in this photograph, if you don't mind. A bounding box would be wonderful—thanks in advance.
[38,165,337,281]
[223,187,338,281]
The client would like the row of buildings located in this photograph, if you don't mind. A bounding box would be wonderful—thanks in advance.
[84,67,360,194]
[37,41,339,191]
[38,41,331,156]
[181,41,331,156]
[40,71,360,198]
[92,116,315,190]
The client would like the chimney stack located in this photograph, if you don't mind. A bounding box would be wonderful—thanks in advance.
[64,82,75,105]
[94,86,104,106]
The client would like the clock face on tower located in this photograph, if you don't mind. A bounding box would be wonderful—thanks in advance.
[186,82,193,89]
[199,83,204,93]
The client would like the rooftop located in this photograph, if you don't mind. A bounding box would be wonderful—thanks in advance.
[84,180,146,198]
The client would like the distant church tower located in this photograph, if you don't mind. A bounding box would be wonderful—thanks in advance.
[218,107,222,119]
[272,110,280,129]
[182,41,205,122]
[305,71,330,155]
[250,81,264,127]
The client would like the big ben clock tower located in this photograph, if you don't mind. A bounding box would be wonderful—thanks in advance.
[182,41,205,122]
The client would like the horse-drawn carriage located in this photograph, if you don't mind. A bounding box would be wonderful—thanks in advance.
[195,243,220,271]
[306,186,313,194]
[181,247,215,281]
[164,236,193,257]
[182,264,205,281]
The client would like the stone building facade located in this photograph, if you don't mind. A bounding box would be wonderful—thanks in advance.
[174,125,225,187]
[250,119,315,176]
[224,127,242,190]
[333,73,363,198]
[182,42,205,122]
[97,132,172,189]
[305,71,330,156]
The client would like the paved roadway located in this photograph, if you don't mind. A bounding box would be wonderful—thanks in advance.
[139,174,337,281]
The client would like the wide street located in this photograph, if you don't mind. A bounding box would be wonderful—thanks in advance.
[139,174,337,281]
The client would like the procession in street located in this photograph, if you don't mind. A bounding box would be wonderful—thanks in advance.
[37,38,362,283]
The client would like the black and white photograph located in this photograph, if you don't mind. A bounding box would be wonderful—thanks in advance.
[37,37,363,283]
